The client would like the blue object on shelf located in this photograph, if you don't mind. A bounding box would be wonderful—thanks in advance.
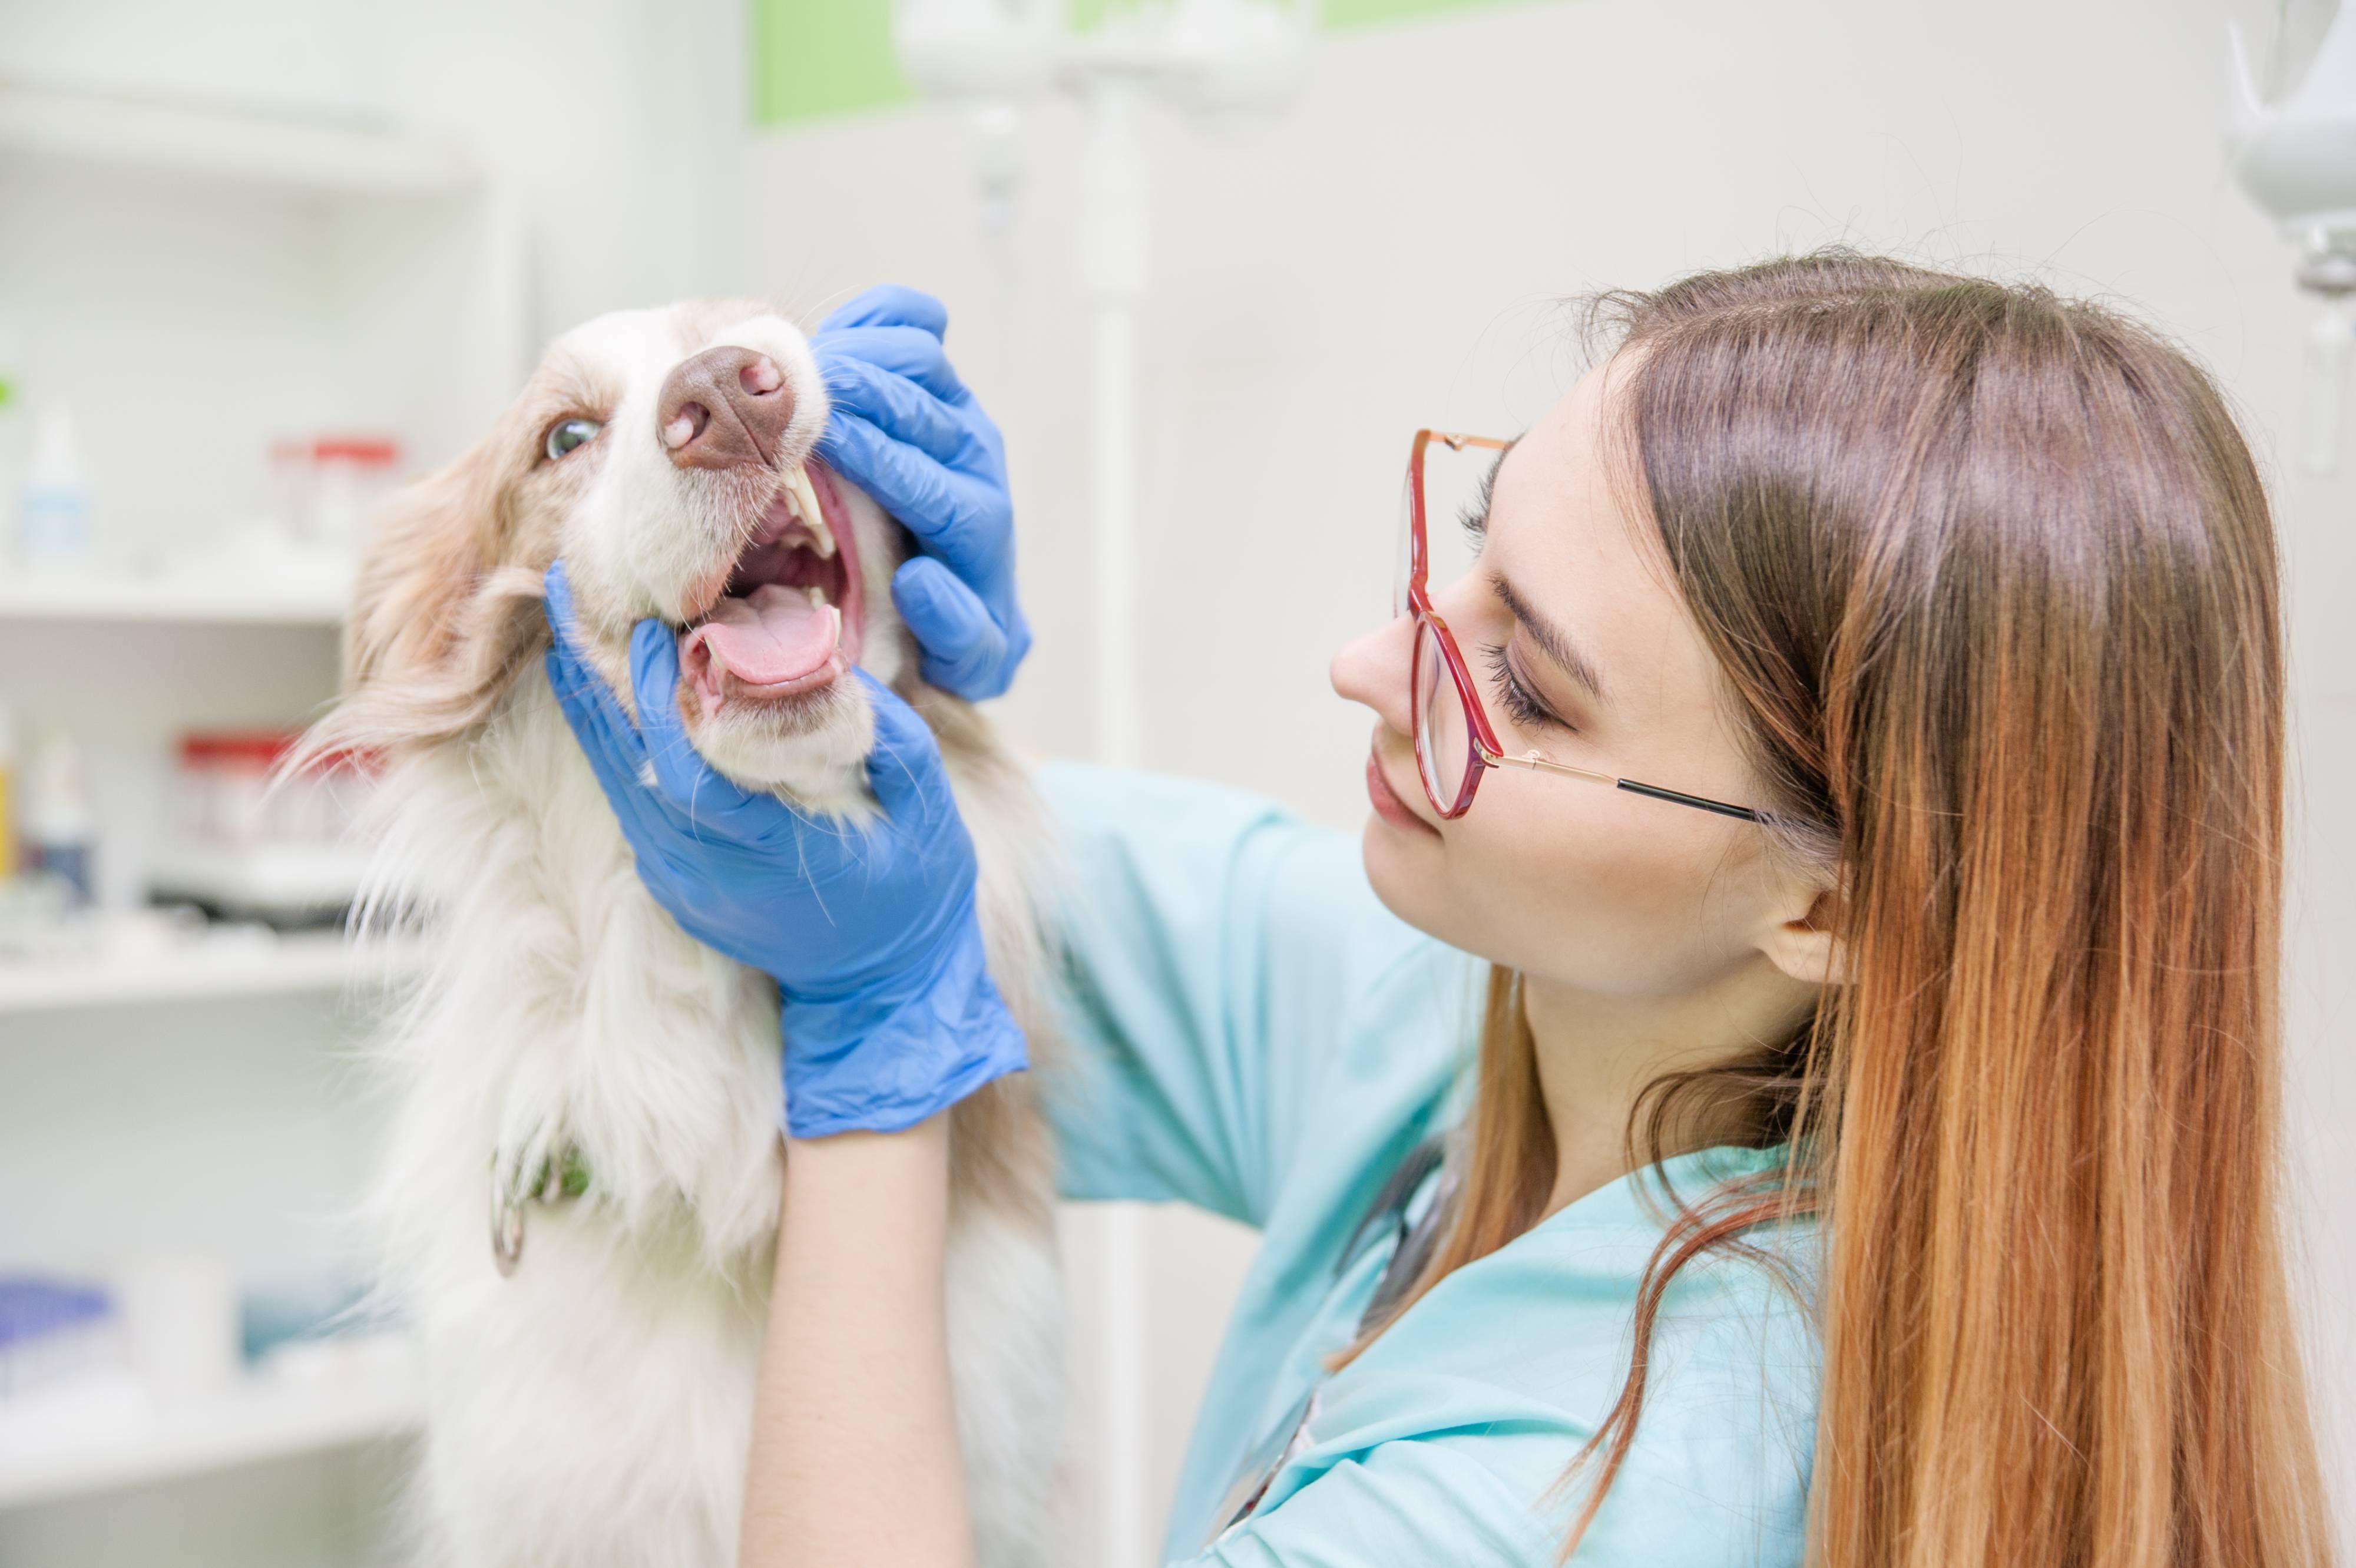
[0,1273,117,1398]
[240,1275,372,1364]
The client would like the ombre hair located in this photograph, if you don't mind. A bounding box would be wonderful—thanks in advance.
[1342,250,2334,1567]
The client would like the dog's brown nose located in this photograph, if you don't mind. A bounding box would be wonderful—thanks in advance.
[657,346,793,471]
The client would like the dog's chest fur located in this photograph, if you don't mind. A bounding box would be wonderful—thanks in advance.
[362,674,1066,1568]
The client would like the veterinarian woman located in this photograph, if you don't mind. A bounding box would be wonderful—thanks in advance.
[541,254,2335,1568]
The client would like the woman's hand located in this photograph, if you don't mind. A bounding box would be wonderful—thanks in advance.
[542,562,1025,1139]
[812,285,1031,701]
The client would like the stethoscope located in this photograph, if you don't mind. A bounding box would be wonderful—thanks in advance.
[1204,1136,1457,1546]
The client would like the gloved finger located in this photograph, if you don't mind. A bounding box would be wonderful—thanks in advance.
[627,617,763,823]
[820,358,973,465]
[544,560,611,680]
[544,646,649,810]
[812,325,970,403]
[853,669,952,828]
[544,561,654,776]
[816,285,948,339]
[544,637,651,782]
[818,415,992,568]
[892,558,1008,695]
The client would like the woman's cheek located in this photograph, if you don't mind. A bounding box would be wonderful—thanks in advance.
[1459,809,1695,989]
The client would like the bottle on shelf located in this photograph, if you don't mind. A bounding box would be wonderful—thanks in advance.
[0,315,21,569]
[23,729,94,905]
[21,403,91,571]
[0,700,16,883]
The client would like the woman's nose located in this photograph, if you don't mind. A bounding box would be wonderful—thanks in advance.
[1331,613,1418,736]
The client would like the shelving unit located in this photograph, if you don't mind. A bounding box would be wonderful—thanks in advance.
[0,75,519,1566]
[0,928,419,1016]
[0,1345,423,1509]
[0,81,478,197]
[0,570,348,627]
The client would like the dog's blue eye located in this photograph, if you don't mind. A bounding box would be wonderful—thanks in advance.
[544,418,600,461]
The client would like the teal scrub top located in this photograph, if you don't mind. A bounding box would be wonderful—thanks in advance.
[1038,762,1822,1567]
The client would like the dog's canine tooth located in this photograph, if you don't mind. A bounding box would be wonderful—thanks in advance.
[803,585,825,609]
[788,467,835,559]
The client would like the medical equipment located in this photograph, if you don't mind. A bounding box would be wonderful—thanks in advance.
[2228,1,2356,472]
[892,0,1310,769]
[888,13,1313,1554]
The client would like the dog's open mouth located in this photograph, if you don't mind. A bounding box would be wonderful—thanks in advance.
[679,464,862,716]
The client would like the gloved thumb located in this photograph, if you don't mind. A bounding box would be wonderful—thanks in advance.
[893,557,1009,698]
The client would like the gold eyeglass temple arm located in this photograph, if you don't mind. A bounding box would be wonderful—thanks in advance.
[1487,746,1616,788]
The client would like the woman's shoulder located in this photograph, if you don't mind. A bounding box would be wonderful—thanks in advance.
[1382,1146,1821,1415]
[1267,1148,1820,1563]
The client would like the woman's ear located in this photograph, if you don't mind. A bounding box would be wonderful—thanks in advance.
[1758,884,1852,988]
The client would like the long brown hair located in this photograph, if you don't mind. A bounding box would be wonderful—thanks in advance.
[1345,250,2334,1567]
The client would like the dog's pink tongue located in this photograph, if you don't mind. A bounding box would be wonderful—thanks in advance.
[683,585,839,689]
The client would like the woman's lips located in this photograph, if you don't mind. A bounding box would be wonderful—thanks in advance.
[1365,749,1439,836]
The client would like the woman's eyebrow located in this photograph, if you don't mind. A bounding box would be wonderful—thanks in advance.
[1491,573,1612,706]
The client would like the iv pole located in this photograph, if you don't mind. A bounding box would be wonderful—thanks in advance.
[892,4,1310,1562]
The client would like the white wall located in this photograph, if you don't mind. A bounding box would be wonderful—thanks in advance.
[738,0,2354,1552]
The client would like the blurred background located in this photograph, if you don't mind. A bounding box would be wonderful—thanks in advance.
[0,0,2348,1562]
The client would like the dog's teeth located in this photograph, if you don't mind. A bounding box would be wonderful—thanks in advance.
[803,585,825,609]
[788,467,835,558]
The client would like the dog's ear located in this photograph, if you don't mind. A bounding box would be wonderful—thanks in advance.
[297,434,548,767]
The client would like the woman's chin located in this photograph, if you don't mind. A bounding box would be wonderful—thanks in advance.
[1358,815,1448,934]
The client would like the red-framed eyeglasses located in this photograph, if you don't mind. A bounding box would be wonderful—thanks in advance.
[1397,429,1766,825]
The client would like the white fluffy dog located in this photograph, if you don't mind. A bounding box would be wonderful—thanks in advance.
[300,302,1066,1567]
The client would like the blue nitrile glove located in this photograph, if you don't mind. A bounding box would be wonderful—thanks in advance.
[810,285,1031,700]
[540,561,1026,1139]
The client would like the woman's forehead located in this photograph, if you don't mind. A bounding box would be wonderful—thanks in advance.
[1488,362,1720,729]
[1490,363,1649,601]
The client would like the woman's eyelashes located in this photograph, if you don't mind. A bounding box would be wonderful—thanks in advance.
[1456,464,1501,548]
[1480,641,1573,733]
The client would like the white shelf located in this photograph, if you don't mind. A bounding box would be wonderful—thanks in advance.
[0,81,478,197]
[0,570,347,627]
[0,930,417,1016]
[0,1352,422,1509]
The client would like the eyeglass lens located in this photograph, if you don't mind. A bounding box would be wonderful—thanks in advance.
[1413,617,1475,814]
[1396,445,1490,618]
[1401,439,1498,816]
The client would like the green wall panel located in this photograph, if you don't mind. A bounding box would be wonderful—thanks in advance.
[750,1,912,125]
[750,0,1527,125]
[1322,0,1516,24]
